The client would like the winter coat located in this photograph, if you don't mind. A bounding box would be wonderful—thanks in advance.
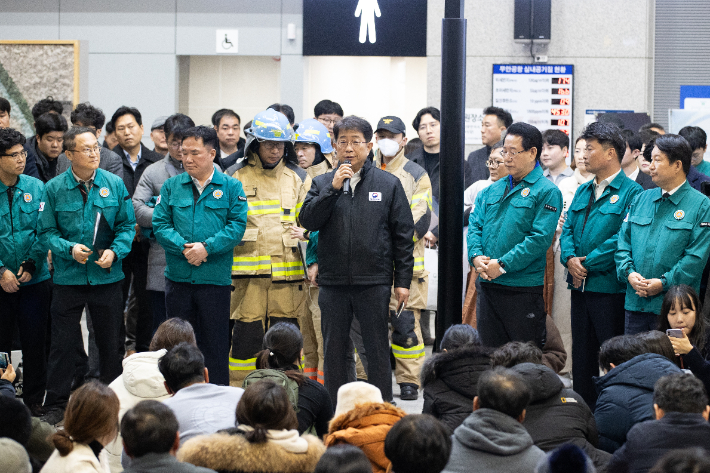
[112,143,163,197]
[594,353,682,453]
[106,349,171,472]
[122,452,215,473]
[420,346,493,432]
[178,430,325,473]
[511,363,612,469]
[442,408,546,473]
[40,442,110,473]
[325,402,407,473]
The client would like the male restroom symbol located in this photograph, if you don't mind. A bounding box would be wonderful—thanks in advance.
[355,0,381,44]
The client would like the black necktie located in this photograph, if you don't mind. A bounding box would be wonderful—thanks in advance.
[78,184,88,204]
[661,192,670,201]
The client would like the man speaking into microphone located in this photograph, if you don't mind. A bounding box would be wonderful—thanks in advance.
[300,116,414,404]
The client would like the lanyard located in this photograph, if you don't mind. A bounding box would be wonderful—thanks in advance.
[580,187,596,236]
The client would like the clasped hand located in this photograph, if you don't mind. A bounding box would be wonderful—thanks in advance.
[183,242,208,266]
[473,256,504,281]
[628,272,663,298]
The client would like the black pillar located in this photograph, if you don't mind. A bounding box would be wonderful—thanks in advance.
[436,0,467,350]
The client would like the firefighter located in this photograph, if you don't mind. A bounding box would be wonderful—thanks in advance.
[227,109,312,387]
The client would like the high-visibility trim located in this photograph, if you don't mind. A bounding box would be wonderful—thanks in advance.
[295,202,303,217]
[411,191,432,210]
[232,255,272,272]
[413,257,425,272]
[281,211,296,222]
[272,261,305,277]
[247,200,280,216]
[229,357,257,371]
[317,370,324,385]
[392,343,426,359]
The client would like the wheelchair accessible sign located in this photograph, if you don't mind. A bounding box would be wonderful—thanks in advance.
[216,30,239,54]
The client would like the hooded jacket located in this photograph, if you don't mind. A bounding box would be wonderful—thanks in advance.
[442,408,546,473]
[594,353,682,453]
[420,346,493,432]
[511,363,611,469]
[324,402,407,473]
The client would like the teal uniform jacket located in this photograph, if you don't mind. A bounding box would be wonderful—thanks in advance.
[305,231,318,267]
[615,181,710,314]
[0,175,50,286]
[560,171,643,293]
[38,168,136,286]
[695,160,710,176]
[152,170,247,286]
[468,165,563,287]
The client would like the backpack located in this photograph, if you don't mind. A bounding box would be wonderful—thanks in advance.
[243,369,300,413]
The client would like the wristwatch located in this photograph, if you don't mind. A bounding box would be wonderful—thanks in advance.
[498,260,507,274]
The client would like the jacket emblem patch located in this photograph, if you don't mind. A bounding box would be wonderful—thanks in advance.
[99,187,110,198]
[156,195,161,205]
[39,202,45,211]
[238,195,247,201]
[561,397,577,403]
[610,195,619,204]
[23,193,32,203]
[674,210,685,220]
[369,192,381,201]
[213,189,223,199]
[521,188,530,197]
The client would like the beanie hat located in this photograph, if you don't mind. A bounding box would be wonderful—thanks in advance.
[333,381,384,419]
[0,438,31,473]
[536,444,596,473]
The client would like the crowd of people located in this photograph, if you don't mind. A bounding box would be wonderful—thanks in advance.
[2,92,710,473]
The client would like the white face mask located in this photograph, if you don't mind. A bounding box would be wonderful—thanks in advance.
[378,138,400,157]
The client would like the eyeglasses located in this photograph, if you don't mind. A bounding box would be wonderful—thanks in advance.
[318,117,339,126]
[69,145,101,156]
[337,140,367,149]
[499,148,528,158]
[1,150,27,161]
[486,159,504,169]
[257,140,285,150]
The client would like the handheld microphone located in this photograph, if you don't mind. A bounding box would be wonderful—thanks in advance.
[342,160,351,194]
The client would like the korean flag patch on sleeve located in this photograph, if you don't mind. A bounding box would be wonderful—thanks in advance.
[39,202,45,212]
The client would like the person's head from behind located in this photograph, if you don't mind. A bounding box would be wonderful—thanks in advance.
[158,342,207,394]
[314,99,344,134]
[653,373,709,420]
[314,444,372,473]
[620,129,643,170]
[487,140,509,182]
[503,122,542,181]
[650,134,692,188]
[440,324,481,351]
[268,103,295,126]
[70,103,106,139]
[256,322,303,370]
[163,113,195,162]
[580,122,625,176]
[491,341,543,368]
[636,330,676,363]
[0,127,28,178]
[50,381,120,456]
[235,379,298,443]
[649,447,710,473]
[639,129,659,174]
[474,367,530,422]
[0,438,31,473]
[540,129,569,173]
[535,443,596,473]
[0,396,32,447]
[481,106,513,147]
[0,97,11,129]
[640,122,665,135]
[149,318,197,352]
[35,112,68,159]
[181,126,218,181]
[121,400,180,459]
[31,96,63,121]
[384,414,452,473]
[598,335,644,373]
[659,285,705,350]
[334,116,373,172]
[404,137,422,156]
[678,126,708,168]
[111,106,143,152]
[413,107,440,152]
[211,108,241,152]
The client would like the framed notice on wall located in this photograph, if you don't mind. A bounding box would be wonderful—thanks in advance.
[492,64,574,136]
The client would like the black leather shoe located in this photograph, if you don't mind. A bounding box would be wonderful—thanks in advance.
[40,407,65,426]
[400,384,419,401]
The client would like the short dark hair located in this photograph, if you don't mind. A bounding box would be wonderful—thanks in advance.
[477,367,530,418]
[658,285,706,354]
[491,139,505,151]
[649,448,710,473]
[0,396,32,447]
[63,126,95,152]
[163,114,195,142]
[636,330,676,363]
[181,126,219,151]
[384,414,452,473]
[654,133,692,175]
[483,106,513,129]
[314,444,372,473]
[412,107,440,132]
[640,122,665,133]
[678,126,707,151]
[542,129,569,150]
[268,103,295,126]
[35,112,68,139]
[256,322,303,372]
[121,400,179,458]
[506,122,543,161]
[314,100,344,118]
[0,97,10,114]
[580,121,625,163]
[491,341,543,368]
[334,116,373,143]
[104,121,115,135]
[149,318,197,352]
[158,342,206,392]
[31,96,63,120]
[236,379,298,443]
[71,103,105,130]
[621,129,643,152]
[642,137,655,163]
[0,127,27,156]
[211,108,241,128]
[111,106,142,128]
[440,324,481,351]
[654,373,708,414]
[599,335,644,371]
[404,137,422,156]
[639,129,660,149]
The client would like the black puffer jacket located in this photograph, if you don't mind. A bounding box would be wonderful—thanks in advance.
[300,159,414,288]
[511,363,612,470]
[420,346,493,432]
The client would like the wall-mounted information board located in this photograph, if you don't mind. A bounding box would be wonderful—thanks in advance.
[492,64,574,136]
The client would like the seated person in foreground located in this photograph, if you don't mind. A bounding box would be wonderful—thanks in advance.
[384,414,452,473]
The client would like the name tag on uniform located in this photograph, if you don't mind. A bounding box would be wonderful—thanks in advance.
[39,202,45,211]
[701,223,710,227]
[544,204,557,212]
[369,192,381,202]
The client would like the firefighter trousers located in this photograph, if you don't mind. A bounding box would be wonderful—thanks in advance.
[300,284,324,384]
